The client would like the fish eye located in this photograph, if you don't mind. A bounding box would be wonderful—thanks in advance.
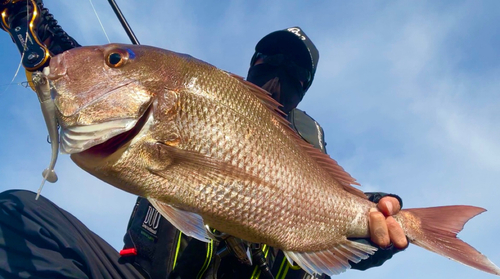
[108,53,122,65]
[105,49,130,68]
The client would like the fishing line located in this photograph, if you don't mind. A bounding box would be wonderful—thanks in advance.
[0,0,31,96]
[0,81,31,88]
[0,52,26,96]
[88,0,111,43]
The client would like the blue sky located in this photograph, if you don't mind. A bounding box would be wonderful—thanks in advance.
[0,0,499,278]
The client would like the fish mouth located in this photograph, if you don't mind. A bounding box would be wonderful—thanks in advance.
[61,105,152,156]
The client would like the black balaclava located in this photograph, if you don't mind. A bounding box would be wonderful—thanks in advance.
[246,27,319,114]
[247,54,307,114]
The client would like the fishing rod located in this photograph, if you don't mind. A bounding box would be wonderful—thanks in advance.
[107,0,140,45]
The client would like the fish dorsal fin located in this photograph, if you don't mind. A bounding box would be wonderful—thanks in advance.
[300,143,364,198]
[148,198,212,243]
[284,239,377,276]
[232,74,364,198]
[229,74,289,123]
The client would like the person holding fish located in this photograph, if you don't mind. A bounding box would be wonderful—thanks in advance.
[0,1,417,278]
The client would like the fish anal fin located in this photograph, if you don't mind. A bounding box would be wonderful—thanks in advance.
[284,239,377,276]
[148,198,211,243]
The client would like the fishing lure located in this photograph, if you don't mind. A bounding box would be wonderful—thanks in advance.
[31,70,58,199]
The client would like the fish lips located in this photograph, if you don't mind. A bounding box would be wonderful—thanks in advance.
[59,117,140,155]
[56,89,153,155]
[62,111,153,159]
[46,55,154,155]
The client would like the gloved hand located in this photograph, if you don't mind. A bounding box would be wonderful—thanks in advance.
[350,192,408,270]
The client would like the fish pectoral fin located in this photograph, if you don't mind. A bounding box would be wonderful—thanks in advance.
[148,198,212,243]
[156,143,223,171]
[284,239,377,276]
[156,143,264,184]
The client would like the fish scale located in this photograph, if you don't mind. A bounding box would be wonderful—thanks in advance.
[47,43,500,277]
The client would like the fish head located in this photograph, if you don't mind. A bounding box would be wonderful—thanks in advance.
[48,44,179,155]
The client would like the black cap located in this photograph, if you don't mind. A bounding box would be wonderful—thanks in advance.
[251,27,319,92]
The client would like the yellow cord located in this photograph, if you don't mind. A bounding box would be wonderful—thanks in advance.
[196,240,214,279]
[172,232,183,269]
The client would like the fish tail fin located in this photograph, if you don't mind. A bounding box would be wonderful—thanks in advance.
[402,206,500,276]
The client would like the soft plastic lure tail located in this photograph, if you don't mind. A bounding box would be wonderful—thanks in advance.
[31,70,59,200]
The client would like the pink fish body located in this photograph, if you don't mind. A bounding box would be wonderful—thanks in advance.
[47,44,500,277]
